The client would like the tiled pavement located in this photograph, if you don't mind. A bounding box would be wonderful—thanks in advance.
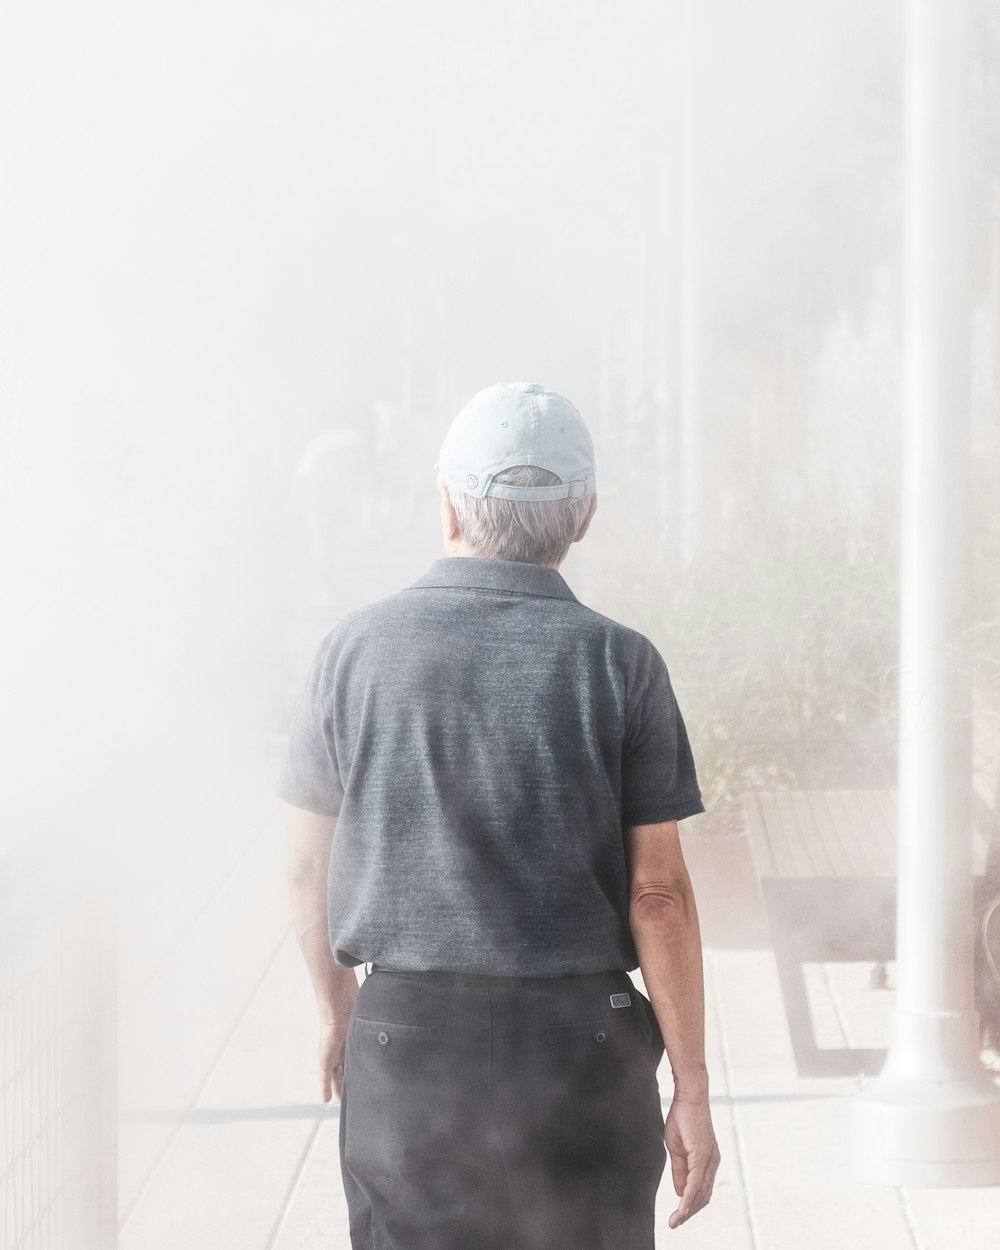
[117,793,1000,1250]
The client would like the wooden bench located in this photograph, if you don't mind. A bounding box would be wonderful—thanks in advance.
[741,690,1000,1077]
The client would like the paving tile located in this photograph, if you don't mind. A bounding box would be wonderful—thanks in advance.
[823,959,897,1051]
[271,1118,351,1250]
[735,1096,918,1250]
[120,936,339,1250]
[712,950,849,1100]
[803,960,851,1050]
[118,807,294,1224]
[712,950,918,1249]
[120,1113,311,1250]
[903,1185,1000,1249]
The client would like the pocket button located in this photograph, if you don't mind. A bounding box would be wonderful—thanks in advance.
[594,1031,607,1043]
[378,1031,390,1046]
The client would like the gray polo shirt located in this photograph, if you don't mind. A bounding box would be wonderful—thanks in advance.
[277,556,705,976]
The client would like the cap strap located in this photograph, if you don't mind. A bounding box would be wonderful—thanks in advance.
[485,479,589,501]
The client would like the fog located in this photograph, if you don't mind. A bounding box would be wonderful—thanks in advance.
[7,0,999,838]
[3,0,1000,1246]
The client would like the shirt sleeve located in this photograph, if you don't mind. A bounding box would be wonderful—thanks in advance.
[275,634,345,817]
[621,639,706,826]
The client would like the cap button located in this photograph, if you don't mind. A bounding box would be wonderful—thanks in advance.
[466,474,478,488]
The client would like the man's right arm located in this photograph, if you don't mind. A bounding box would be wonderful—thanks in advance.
[625,818,721,1229]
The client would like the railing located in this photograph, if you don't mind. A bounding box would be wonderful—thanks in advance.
[0,813,117,1250]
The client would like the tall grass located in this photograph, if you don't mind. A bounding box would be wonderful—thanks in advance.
[590,439,1000,837]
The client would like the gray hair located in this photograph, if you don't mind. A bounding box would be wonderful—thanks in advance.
[438,464,595,567]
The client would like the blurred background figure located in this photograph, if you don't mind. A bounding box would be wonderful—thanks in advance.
[285,399,439,715]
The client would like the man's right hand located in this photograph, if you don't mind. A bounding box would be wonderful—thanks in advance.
[319,1019,351,1103]
[663,1091,720,1228]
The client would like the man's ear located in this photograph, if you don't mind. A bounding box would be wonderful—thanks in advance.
[573,493,597,543]
[439,482,462,545]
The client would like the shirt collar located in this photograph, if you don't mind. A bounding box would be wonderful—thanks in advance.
[408,556,579,603]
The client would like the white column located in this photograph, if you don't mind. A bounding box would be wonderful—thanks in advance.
[678,0,701,567]
[848,0,1000,1186]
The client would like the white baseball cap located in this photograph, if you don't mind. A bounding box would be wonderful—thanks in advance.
[434,382,597,502]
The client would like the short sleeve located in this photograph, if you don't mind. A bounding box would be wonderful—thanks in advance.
[621,640,705,826]
[275,636,345,817]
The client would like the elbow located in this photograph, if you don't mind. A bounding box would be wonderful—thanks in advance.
[629,879,694,928]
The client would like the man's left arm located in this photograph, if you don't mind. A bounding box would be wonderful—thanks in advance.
[283,801,359,1103]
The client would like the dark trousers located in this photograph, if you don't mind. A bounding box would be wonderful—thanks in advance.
[339,966,666,1250]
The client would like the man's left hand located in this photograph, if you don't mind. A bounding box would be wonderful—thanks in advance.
[664,1091,721,1228]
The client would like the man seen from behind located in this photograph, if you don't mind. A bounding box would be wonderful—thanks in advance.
[279,381,721,1249]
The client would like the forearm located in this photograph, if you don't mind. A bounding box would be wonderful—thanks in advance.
[630,885,709,1097]
[286,872,358,1023]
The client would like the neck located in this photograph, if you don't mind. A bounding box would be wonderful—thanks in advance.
[442,548,561,572]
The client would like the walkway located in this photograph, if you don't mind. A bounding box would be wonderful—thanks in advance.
[117,776,1000,1249]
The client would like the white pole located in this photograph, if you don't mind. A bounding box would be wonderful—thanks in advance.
[848,0,1000,1186]
[678,0,701,567]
